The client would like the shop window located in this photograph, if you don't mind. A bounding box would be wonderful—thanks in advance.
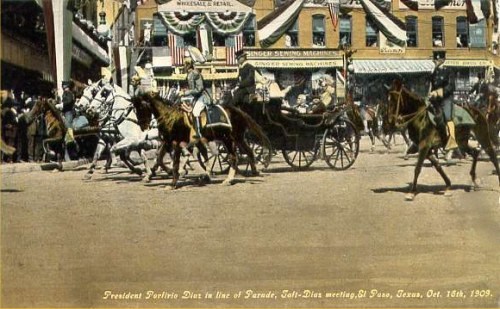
[182,34,196,47]
[456,16,468,48]
[213,32,226,47]
[312,15,326,47]
[405,16,418,47]
[432,16,444,47]
[469,19,486,48]
[285,19,299,47]
[152,14,167,46]
[365,17,378,47]
[339,15,352,48]
[243,15,256,46]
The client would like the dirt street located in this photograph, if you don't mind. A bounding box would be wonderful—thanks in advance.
[1,137,499,308]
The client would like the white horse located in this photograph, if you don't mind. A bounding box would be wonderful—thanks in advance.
[78,81,162,181]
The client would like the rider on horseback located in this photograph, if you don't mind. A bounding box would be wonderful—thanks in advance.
[179,57,210,139]
[428,59,458,151]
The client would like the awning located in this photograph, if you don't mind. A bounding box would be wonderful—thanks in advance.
[249,59,343,68]
[443,59,493,67]
[353,59,435,74]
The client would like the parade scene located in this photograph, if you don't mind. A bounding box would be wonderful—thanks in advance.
[1,0,500,307]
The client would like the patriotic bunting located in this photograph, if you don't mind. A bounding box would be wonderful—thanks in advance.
[359,0,407,46]
[168,32,185,66]
[257,0,305,48]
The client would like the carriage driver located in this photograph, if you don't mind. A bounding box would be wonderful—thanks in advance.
[179,57,210,139]
[232,50,257,105]
[428,59,458,151]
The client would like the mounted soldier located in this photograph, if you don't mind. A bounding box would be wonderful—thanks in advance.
[428,58,458,152]
[179,48,211,139]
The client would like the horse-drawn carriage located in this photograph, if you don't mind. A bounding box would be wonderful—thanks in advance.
[232,87,361,170]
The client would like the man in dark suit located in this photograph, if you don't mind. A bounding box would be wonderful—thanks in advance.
[232,50,256,105]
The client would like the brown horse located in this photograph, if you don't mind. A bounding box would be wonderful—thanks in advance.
[387,79,500,201]
[132,92,271,189]
[20,98,100,163]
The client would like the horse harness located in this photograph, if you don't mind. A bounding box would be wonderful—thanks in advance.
[388,88,428,129]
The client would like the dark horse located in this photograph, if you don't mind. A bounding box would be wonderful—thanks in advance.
[19,98,99,163]
[132,92,271,189]
[387,79,500,201]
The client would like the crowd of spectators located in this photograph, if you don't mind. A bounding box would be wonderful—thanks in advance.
[1,89,51,163]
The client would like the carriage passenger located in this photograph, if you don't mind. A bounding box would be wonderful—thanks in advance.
[61,81,76,143]
[469,72,488,107]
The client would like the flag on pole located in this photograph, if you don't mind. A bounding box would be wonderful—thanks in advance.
[168,33,184,66]
[226,33,243,65]
[328,0,340,31]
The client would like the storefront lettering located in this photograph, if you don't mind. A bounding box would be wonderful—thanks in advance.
[249,60,342,68]
[176,0,233,6]
[379,47,405,54]
[247,49,339,59]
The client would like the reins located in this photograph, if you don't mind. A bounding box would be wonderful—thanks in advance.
[389,88,427,129]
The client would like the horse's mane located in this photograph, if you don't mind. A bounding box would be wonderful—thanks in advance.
[136,94,185,132]
[402,86,425,104]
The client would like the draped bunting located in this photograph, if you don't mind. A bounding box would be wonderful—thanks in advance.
[157,11,205,35]
[360,0,407,46]
[465,0,489,23]
[205,11,251,35]
[257,0,305,48]
[157,11,251,36]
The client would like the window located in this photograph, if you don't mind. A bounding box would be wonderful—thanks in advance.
[469,19,486,48]
[243,15,256,46]
[365,17,378,47]
[152,14,167,46]
[213,32,226,46]
[456,17,468,48]
[339,15,352,47]
[312,15,326,47]
[432,16,444,47]
[183,33,196,47]
[285,19,299,47]
[405,16,418,47]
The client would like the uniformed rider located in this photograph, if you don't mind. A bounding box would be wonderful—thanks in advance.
[179,58,210,139]
[428,59,458,151]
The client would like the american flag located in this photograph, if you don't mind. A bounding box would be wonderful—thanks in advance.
[226,33,243,65]
[168,33,185,66]
[328,0,340,31]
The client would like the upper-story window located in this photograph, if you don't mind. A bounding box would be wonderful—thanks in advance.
[432,16,444,47]
[456,17,468,47]
[285,19,299,47]
[152,14,168,46]
[405,16,418,47]
[243,15,256,46]
[312,15,326,47]
[339,15,352,47]
[469,19,486,48]
[365,17,378,47]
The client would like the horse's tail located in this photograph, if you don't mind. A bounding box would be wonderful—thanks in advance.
[466,105,498,147]
[225,104,272,153]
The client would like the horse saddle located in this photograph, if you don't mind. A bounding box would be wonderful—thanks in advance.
[427,104,476,127]
[204,105,232,130]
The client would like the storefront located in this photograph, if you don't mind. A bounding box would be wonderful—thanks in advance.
[245,48,344,105]
[350,59,435,103]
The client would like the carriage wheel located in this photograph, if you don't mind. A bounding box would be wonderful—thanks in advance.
[238,132,273,173]
[322,118,360,170]
[282,147,317,170]
[202,141,231,175]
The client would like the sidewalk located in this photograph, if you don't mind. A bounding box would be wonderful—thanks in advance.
[1,158,92,174]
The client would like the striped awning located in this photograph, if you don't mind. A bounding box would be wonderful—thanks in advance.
[352,59,435,74]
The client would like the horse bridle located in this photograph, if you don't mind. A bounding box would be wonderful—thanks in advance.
[388,87,428,128]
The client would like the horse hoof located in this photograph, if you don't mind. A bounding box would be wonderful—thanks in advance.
[405,193,415,201]
[142,176,151,183]
[444,190,452,197]
[83,173,92,180]
[222,179,234,186]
